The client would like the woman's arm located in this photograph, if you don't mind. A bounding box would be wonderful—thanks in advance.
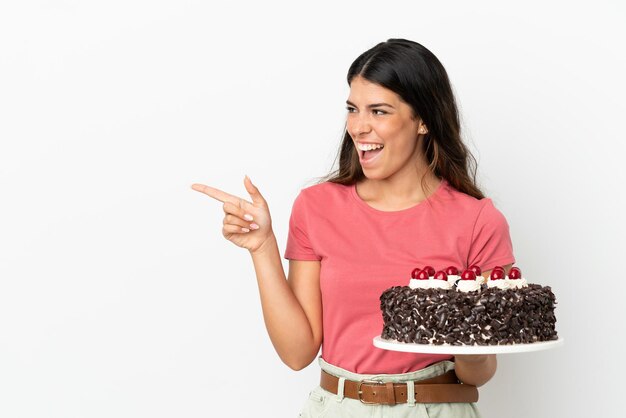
[191,178,322,371]
[453,354,497,387]
[454,263,513,386]
[250,236,323,371]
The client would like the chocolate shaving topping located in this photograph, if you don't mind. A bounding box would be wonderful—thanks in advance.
[379,284,558,345]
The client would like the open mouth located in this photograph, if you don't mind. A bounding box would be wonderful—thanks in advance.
[360,145,384,161]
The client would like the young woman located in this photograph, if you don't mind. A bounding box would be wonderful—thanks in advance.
[192,38,514,417]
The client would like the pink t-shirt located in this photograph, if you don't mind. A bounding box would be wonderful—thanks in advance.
[284,179,515,374]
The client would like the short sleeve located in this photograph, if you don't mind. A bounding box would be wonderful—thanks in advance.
[284,191,321,261]
[467,199,515,270]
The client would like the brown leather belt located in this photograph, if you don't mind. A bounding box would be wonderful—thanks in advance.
[320,369,478,404]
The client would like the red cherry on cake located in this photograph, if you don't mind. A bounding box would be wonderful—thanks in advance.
[411,268,422,279]
[434,270,448,280]
[422,265,436,277]
[460,269,477,280]
[416,270,430,280]
[490,269,506,280]
[509,267,522,279]
[445,266,459,275]
[468,264,482,276]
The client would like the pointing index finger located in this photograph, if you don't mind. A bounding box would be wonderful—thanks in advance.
[191,183,242,206]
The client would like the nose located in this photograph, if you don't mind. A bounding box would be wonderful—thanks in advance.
[348,112,372,138]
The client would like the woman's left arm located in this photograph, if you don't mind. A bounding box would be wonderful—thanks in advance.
[453,354,497,387]
[454,264,513,387]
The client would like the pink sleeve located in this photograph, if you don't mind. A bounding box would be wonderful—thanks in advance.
[467,199,515,271]
[284,191,321,261]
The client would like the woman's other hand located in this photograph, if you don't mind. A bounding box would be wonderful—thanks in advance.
[191,176,274,254]
[453,354,497,387]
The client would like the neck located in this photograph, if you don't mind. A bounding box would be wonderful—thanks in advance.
[357,168,442,209]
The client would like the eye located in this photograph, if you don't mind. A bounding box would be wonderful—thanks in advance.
[373,109,387,115]
[345,106,356,113]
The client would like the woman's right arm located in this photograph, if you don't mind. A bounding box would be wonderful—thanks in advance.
[250,237,322,370]
[191,176,322,370]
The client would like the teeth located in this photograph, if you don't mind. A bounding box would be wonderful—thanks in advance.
[357,143,384,151]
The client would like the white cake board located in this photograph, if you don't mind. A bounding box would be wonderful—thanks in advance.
[373,336,564,354]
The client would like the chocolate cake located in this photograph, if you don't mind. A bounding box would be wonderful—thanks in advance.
[379,265,558,346]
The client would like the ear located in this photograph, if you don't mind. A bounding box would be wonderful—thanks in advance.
[418,124,428,135]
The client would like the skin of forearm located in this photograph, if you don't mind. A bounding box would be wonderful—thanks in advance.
[453,354,497,387]
[249,234,319,370]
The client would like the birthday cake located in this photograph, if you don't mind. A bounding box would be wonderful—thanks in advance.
[379,265,558,346]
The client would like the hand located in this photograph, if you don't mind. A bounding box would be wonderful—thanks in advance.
[453,354,497,387]
[191,176,274,254]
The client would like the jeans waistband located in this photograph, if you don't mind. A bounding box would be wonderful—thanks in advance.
[318,357,456,383]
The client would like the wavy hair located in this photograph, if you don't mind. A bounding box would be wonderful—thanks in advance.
[314,38,484,199]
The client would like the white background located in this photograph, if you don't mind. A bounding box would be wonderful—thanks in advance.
[1,1,624,417]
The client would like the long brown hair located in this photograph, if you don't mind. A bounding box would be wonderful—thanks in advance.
[314,38,484,199]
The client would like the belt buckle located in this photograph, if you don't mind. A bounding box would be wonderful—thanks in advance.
[357,378,385,405]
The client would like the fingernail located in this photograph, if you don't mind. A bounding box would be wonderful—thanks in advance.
[250,223,259,230]
[241,227,250,233]
[244,214,254,221]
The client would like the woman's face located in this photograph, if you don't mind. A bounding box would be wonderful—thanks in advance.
[346,76,427,180]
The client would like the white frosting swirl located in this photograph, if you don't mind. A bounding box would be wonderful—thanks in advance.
[487,279,512,289]
[447,275,461,285]
[456,280,482,292]
[506,277,528,289]
[487,276,528,289]
[409,277,452,290]
[409,278,429,289]
[429,279,453,290]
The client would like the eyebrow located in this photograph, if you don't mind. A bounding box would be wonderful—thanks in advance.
[346,100,395,109]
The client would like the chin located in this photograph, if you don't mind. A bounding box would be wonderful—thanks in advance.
[361,169,390,181]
